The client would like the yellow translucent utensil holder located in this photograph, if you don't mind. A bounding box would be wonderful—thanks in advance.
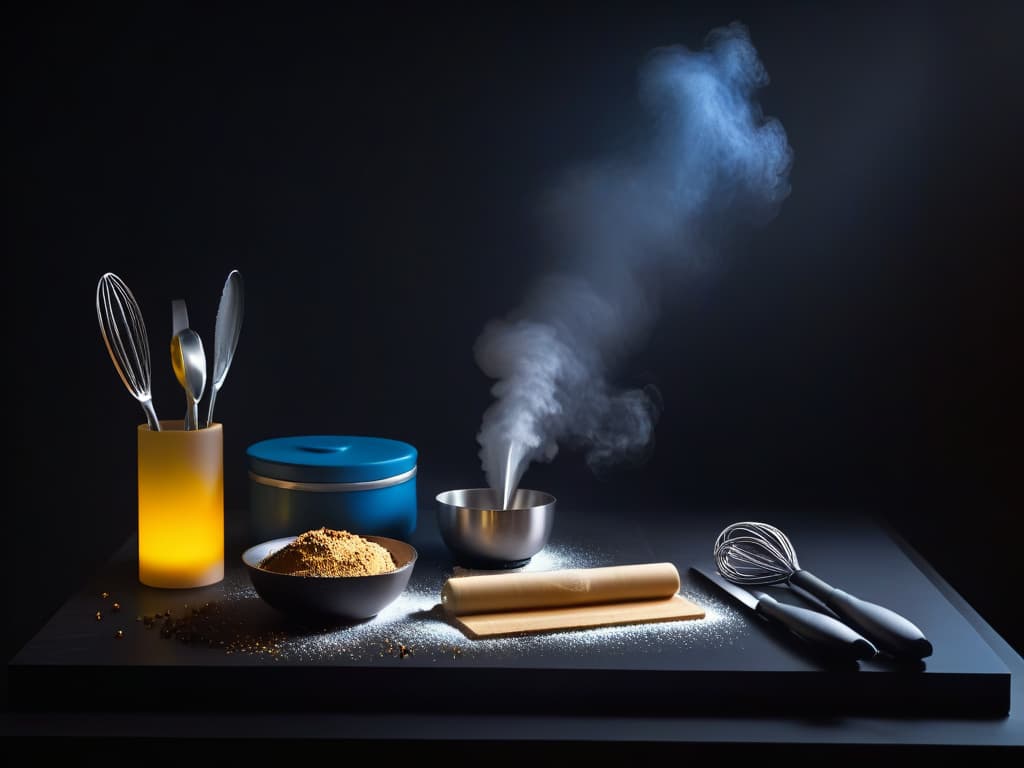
[137,421,224,588]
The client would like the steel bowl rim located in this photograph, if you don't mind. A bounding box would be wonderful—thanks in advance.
[435,487,556,512]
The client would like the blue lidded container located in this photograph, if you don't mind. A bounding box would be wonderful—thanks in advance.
[247,435,417,543]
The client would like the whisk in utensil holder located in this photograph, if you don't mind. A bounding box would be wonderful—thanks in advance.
[788,569,933,659]
[137,421,224,588]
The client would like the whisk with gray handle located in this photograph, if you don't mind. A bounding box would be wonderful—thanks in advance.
[714,521,932,659]
[96,272,160,431]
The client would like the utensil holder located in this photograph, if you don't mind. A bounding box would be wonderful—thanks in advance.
[137,421,223,588]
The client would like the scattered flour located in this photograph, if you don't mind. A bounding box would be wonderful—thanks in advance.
[216,542,748,662]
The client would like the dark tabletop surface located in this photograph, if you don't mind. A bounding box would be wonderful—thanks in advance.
[4,505,1022,749]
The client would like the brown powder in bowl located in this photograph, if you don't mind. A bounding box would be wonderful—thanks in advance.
[258,528,397,577]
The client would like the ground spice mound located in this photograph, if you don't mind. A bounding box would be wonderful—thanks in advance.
[259,528,396,577]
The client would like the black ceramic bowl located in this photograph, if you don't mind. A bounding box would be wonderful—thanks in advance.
[242,535,417,619]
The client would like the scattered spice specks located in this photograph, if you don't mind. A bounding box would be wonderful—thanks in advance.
[111,602,121,612]
[95,611,102,621]
[114,629,124,639]
[107,541,748,661]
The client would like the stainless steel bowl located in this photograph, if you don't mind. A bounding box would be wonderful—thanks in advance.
[436,488,555,568]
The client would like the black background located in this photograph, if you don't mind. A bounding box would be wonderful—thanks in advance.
[6,0,1022,662]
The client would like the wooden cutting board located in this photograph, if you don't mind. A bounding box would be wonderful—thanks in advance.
[451,593,705,638]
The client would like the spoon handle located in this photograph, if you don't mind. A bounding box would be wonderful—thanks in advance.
[206,386,218,429]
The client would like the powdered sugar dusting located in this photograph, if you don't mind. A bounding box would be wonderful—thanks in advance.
[213,541,748,662]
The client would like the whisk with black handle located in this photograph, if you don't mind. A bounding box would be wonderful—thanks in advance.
[96,272,160,431]
[714,521,932,659]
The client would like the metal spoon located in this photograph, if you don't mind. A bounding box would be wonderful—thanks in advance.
[171,329,207,430]
[206,269,244,427]
[171,299,192,427]
[171,299,189,336]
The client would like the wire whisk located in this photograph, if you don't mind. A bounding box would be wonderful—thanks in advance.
[714,521,799,585]
[96,272,160,430]
[713,520,932,658]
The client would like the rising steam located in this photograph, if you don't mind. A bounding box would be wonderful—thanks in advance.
[476,23,793,506]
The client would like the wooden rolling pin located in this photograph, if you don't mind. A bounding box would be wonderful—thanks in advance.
[442,563,704,638]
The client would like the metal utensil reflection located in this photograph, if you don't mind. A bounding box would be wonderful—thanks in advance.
[171,329,207,431]
[96,272,160,430]
[206,269,244,427]
[436,488,555,569]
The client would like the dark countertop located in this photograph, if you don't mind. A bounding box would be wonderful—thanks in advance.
[4,506,1022,750]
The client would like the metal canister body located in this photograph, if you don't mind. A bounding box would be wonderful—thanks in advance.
[247,435,417,542]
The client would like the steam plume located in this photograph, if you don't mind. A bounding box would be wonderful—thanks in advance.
[476,23,792,506]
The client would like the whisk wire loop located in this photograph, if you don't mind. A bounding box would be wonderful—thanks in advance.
[96,272,159,429]
[714,521,800,585]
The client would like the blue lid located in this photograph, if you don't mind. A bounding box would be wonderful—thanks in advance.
[246,435,418,483]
